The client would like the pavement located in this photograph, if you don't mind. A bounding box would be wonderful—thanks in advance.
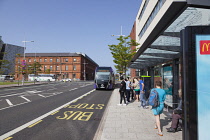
[94,88,182,140]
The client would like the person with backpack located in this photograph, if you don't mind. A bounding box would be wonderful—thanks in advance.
[150,81,166,136]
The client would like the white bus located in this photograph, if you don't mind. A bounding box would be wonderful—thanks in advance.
[28,74,56,82]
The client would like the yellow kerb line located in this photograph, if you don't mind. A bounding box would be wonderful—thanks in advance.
[28,120,43,128]
[51,110,59,115]
[4,137,13,140]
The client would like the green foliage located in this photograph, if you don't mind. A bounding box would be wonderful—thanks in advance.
[27,62,42,75]
[45,69,51,74]
[108,35,139,76]
[0,59,10,75]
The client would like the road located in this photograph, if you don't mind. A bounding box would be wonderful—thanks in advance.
[0,81,112,140]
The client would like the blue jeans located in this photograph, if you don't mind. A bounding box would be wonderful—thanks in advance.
[140,92,146,107]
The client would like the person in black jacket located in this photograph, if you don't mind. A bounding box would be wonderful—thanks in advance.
[118,77,127,106]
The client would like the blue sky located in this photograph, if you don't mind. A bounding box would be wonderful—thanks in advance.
[0,0,142,72]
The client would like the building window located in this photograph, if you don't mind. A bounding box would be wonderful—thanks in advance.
[39,59,42,62]
[64,58,68,62]
[73,58,77,62]
[44,58,47,62]
[65,65,68,70]
[50,66,53,71]
[56,66,60,71]
[73,74,76,78]
[50,58,53,62]
[44,66,47,71]
[34,59,36,62]
[73,65,76,70]
[56,58,60,62]
[28,58,31,62]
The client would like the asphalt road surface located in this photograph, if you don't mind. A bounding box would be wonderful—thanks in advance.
[0,81,113,140]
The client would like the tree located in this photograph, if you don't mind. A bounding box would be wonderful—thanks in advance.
[108,35,139,77]
[27,62,42,75]
[45,69,51,74]
[0,52,10,75]
[0,59,10,75]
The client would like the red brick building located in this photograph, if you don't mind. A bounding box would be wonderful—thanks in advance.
[15,52,98,81]
[130,21,138,77]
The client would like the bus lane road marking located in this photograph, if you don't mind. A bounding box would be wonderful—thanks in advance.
[0,89,96,140]
[28,120,43,128]
[55,103,105,121]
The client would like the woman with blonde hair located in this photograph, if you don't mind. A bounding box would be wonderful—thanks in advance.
[133,77,140,101]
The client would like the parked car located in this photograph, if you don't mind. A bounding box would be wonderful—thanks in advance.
[0,75,14,81]
[60,78,72,82]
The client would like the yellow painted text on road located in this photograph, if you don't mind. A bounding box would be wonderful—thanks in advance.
[56,111,93,121]
[68,103,104,109]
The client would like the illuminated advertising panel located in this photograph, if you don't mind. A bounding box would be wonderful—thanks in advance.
[163,66,173,107]
[196,35,210,140]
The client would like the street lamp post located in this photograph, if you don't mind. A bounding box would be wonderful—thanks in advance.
[21,40,34,85]
[111,26,125,80]
[83,59,88,81]
[111,26,125,37]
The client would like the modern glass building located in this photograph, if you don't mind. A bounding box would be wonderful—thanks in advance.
[0,36,24,75]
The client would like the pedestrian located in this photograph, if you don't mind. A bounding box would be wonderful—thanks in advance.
[166,109,182,132]
[151,81,166,136]
[138,77,147,108]
[130,77,135,100]
[166,89,182,133]
[133,77,140,101]
[118,77,127,106]
[125,78,131,103]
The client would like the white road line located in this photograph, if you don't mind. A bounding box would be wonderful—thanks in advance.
[0,93,25,98]
[69,88,77,91]
[54,92,63,95]
[38,94,46,98]
[0,89,95,139]
[0,90,43,98]
[0,102,29,111]
[6,99,13,106]
[20,96,31,102]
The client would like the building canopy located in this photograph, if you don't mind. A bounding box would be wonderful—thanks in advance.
[129,5,210,69]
